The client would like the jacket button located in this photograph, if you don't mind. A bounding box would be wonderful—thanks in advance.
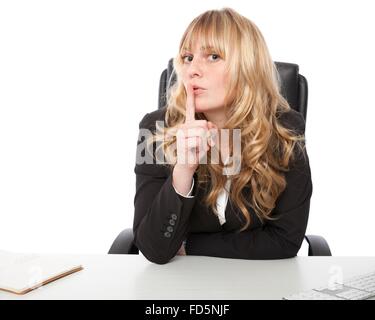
[167,226,173,232]
[171,214,178,220]
[169,219,175,226]
[164,231,171,238]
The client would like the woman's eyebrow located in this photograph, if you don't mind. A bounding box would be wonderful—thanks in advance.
[183,45,214,52]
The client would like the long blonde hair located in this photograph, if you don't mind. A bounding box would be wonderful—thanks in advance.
[146,7,306,231]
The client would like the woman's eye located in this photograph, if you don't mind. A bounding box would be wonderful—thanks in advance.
[182,55,193,63]
[209,54,220,61]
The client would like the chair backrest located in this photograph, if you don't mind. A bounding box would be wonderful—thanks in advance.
[158,58,308,122]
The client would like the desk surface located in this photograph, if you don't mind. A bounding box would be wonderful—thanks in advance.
[1,254,375,300]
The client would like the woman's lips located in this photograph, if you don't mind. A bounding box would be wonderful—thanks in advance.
[194,88,206,95]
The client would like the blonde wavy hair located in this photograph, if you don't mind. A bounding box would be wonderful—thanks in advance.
[146,7,306,231]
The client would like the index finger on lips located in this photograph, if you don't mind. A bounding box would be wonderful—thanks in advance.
[185,83,196,123]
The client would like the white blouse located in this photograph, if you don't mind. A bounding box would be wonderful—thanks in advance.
[216,179,231,225]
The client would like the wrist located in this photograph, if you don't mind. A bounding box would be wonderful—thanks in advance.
[172,165,195,197]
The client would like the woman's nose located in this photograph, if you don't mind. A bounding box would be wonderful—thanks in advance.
[188,57,203,77]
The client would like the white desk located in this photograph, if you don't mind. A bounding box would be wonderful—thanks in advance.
[1,254,375,300]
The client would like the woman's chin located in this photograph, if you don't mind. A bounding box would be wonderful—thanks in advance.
[195,106,215,113]
[195,104,211,112]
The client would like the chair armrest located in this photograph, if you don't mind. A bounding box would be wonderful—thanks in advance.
[108,228,139,254]
[304,234,332,256]
[108,230,331,256]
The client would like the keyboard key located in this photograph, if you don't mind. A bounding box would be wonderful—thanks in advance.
[335,288,374,300]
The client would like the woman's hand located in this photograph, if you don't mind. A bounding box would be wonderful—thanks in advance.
[176,243,186,256]
[175,83,218,172]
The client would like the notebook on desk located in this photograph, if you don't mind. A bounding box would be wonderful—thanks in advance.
[0,250,83,295]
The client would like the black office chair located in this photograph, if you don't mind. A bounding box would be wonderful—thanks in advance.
[109,59,332,257]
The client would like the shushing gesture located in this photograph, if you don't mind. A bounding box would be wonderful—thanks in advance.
[175,84,218,172]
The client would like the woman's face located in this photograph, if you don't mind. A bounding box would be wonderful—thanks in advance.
[180,40,229,114]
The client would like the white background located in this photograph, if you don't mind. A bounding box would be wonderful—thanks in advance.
[0,0,374,255]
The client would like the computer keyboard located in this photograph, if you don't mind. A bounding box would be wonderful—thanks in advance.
[283,271,375,300]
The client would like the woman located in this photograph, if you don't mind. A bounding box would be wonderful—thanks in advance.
[133,7,312,264]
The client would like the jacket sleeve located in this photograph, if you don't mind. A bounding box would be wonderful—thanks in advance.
[133,112,197,264]
[185,112,313,259]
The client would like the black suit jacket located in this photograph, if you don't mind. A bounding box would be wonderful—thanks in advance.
[133,107,312,264]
